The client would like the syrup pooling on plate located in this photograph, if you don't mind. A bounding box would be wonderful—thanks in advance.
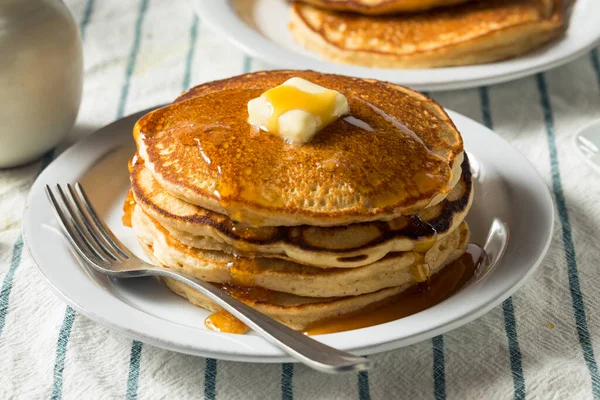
[135,88,455,226]
[304,249,477,335]
[204,284,272,334]
[205,310,248,334]
[203,248,477,335]
[200,215,443,335]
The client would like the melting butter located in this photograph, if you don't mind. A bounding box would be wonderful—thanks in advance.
[247,77,349,143]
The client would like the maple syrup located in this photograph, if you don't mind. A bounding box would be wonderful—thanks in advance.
[122,154,142,227]
[304,250,477,335]
[205,310,248,334]
[220,284,272,304]
[227,255,260,287]
[122,190,135,227]
[203,249,477,335]
[204,284,272,334]
[410,252,431,283]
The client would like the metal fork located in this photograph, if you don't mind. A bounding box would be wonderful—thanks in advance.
[45,183,372,374]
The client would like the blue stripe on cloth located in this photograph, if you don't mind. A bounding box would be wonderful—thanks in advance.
[281,363,294,400]
[120,1,150,397]
[243,56,252,74]
[502,299,526,400]
[117,0,149,119]
[204,358,217,400]
[478,86,525,400]
[536,73,600,398]
[0,237,24,337]
[51,306,76,400]
[79,0,95,40]
[432,335,446,400]
[0,148,55,338]
[126,340,143,400]
[591,49,600,90]
[182,16,199,91]
[358,370,371,400]
[478,86,493,129]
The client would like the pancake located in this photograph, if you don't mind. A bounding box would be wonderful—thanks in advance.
[136,70,464,227]
[296,0,475,15]
[140,226,470,331]
[289,0,565,68]
[142,227,469,330]
[161,277,407,331]
[133,204,469,298]
[131,154,473,268]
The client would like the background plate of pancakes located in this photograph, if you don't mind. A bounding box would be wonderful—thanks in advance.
[193,0,598,91]
[24,89,554,362]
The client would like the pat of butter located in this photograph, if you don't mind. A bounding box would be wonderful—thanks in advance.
[247,77,349,143]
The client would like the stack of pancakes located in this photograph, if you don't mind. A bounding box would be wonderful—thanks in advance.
[288,0,566,68]
[128,70,474,331]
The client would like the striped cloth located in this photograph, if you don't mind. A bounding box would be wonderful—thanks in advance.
[1,0,600,398]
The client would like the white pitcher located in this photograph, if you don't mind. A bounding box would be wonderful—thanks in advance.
[0,0,83,168]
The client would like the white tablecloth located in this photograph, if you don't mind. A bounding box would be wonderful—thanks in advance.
[2,0,600,398]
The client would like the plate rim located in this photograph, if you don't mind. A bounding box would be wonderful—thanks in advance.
[23,108,555,363]
[193,0,600,91]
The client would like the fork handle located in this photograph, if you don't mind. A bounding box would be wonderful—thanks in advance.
[147,268,372,373]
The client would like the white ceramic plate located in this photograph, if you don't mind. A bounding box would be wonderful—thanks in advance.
[193,0,600,91]
[23,108,554,362]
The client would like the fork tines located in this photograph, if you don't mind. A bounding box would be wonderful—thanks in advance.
[45,183,132,268]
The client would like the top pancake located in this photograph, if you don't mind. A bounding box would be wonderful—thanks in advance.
[295,0,475,15]
[136,70,463,227]
[289,0,565,68]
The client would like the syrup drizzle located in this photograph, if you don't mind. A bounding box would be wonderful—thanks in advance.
[303,249,477,335]
[204,284,272,334]
[203,214,474,337]
[203,248,478,335]
[122,190,135,228]
[122,154,141,227]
